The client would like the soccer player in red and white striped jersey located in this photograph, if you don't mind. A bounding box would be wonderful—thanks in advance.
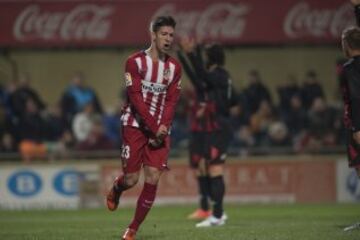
[106,16,181,240]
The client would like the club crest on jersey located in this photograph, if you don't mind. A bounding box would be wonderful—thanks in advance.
[163,69,171,81]
[125,72,132,86]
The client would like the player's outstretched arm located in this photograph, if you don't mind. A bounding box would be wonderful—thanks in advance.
[187,46,208,87]
[177,49,200,91]
[178,37,206,101]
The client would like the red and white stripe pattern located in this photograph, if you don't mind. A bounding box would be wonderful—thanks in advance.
[121,51,177,129]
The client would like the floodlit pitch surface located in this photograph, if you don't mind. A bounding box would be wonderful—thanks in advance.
[0,204,359,239]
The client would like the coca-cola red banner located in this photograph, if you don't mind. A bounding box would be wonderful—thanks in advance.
[0,0,355,47]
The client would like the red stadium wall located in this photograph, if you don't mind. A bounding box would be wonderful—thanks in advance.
[0,0,354,47]
[1,156,358,209]
[101,157,337,205]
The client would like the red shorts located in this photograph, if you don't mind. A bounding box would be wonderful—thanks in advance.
[121,126,170,173]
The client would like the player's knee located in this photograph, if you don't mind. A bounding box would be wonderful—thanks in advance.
[144,174,160,185]
[144,166,162,185]
[123,174,139,188]
[144,171,161,185]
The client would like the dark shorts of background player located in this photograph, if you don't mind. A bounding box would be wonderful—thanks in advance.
[189,131,207,168]
[205,123,232,166]
[346,129,360,168]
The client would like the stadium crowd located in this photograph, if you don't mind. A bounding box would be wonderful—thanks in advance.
[0,66,346,161]
[170,68,346,156]
[0,72,120,161]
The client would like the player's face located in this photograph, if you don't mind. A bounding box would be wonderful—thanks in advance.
[154,26,175,54]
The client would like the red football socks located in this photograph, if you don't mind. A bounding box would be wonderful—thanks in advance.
[129,183,158,231]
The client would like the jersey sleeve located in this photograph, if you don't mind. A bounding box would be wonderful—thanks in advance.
[160,64,182,129]
[125,57,159,134]
[347,65,360,132]
[188,45,209,87]
[340,69,352,128]
[177,51,206,102]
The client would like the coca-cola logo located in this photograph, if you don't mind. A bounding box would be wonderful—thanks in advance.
[284,2,354,39]
[152,3,249,41]
[14,4,113,41]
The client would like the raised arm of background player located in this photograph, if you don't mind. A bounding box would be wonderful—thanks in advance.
[125,57,167,138]
[188,43,238,116]
[177,37,206,103]
[186,44,206,86]
[187,44,230,93]
[178,37,208,118]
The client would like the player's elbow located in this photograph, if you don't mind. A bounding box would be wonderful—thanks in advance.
[353,131,360,145]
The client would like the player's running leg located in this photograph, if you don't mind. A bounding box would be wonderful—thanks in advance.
[122,165,162,239]
[107,172,140,211]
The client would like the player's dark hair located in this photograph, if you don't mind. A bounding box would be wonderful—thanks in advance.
[342,26,360,50]
[150,16,176,33]
[205,43,225,66]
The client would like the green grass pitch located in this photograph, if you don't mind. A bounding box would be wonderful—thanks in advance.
[0,203,360,239]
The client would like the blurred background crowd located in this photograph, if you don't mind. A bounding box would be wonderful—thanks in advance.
[0,64,348,161]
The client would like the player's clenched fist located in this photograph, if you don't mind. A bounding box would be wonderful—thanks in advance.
[149,124,168,147]
[156,124,168,140]
[148,138,164,148]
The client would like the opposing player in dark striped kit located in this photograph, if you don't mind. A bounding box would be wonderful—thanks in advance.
[179,37,237,227]
[178,39,214,220]
[341,0,360,232]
